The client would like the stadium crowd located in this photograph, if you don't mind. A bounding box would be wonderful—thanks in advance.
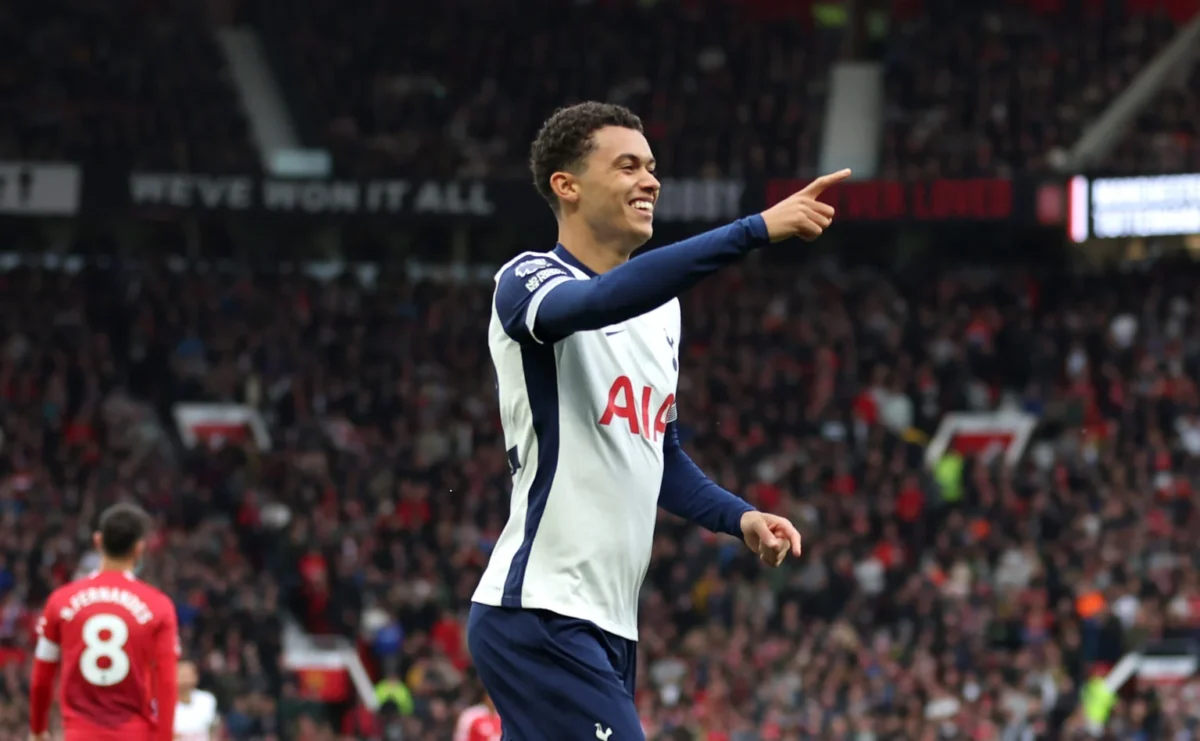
[258,0,832,180]
[1,0,256,169]
[879,0,1179,178]
[3,0,1195,182]
[1,0,1199,738]
[0,248,1195,740]
[259,0,1194,181]
[1104,61,1200,176]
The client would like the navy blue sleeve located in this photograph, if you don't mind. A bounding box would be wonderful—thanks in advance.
[658,420,755,537]
[492,255,576,344]
[495,215,769,345]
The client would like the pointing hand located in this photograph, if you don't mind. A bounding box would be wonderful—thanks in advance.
[739,511,803,567]
[760,168,851,243]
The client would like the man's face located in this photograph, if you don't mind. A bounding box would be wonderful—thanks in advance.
[574,126,660,248]
[178,661,199,692]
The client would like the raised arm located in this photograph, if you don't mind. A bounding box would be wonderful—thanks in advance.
[495,216,768,345]
[495,168,851,345]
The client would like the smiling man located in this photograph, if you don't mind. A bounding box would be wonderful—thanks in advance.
[467,101,850,740]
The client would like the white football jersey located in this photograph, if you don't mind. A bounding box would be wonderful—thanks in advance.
[472,245,681,640]
[174,689,218,741]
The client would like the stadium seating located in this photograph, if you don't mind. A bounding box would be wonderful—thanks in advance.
[1,244,1199,738]
[3,0,1188,180]
[1102,63,1200,174]
[879,2,1178,177]
[259,0,1192,181]
[256,0,834,178]
[0,0,257,169]
[6,0,1200,737]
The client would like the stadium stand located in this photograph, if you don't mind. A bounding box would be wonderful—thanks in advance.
[2,0,1189,179]
[1103,63,1200,175]
[5,0,1200,739]
[254,0,834,178]
[0,0,257,169]
[252,0,1195,181]
[0,243,1197,738]
[878,0,1178,178]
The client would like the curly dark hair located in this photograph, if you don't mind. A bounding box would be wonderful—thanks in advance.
[530,101,644,213]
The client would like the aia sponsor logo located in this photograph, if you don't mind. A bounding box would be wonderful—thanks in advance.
[599,376,675,442]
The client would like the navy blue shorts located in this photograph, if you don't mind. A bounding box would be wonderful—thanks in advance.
[467,603,643,741]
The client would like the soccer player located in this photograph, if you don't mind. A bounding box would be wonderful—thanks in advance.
[467,100,850,740]
[453,691,503,741]
[29,503,180,741]
[173,659,220,741]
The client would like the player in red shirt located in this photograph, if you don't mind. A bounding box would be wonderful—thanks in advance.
[454,691,503,741]
[29,503,180,741]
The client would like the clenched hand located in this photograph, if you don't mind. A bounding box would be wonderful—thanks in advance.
[739,511,803,567]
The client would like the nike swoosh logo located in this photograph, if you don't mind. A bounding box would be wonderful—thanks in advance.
[603,329,625,336]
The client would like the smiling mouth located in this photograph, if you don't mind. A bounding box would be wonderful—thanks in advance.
[629,199,655,217]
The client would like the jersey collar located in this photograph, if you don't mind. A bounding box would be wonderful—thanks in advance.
[552,244,597,277]
[89,570,136,580]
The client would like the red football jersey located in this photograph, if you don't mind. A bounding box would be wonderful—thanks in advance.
[35,570,180,741]
[454,704,502,741]
[467,713,503,741]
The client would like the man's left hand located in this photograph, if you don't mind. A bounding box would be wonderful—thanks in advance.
[739,511,802,567]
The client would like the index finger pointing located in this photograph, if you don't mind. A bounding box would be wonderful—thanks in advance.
[800,168,852,197]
